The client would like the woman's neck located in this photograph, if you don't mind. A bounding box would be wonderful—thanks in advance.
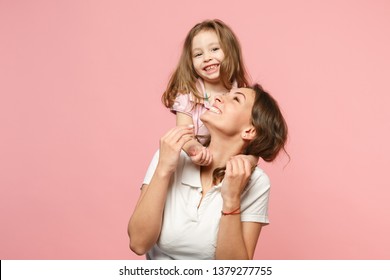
[200,136,243,191]
[202,134,244,172]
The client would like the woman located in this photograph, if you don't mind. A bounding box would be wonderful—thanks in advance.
[128,84,288,259]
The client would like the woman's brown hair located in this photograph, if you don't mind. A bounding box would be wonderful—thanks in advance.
[244,84,288,162]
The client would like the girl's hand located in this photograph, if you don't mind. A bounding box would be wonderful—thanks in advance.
[188,145,213,166]
[157,125,194,174]
[221,155,253,209]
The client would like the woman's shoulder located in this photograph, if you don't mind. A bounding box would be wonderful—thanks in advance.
[248,166,271,190]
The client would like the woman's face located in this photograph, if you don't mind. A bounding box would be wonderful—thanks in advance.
[201,87,255,136]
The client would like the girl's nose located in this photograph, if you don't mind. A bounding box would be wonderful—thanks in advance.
[203,52,212,62]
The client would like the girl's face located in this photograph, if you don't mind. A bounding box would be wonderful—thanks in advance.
[201,87,255,136]
[191,30,225,84]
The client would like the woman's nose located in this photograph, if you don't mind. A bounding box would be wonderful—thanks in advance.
[214,94,224,103]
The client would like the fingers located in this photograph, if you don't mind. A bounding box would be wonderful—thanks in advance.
[225,155,252,179]
[161,125,194,150]
[164,125,194,142]
[157,126,195,174]
[190,147,213,166]
[223,156,252,197]
[223,156,252,199]
[201,148,213,166]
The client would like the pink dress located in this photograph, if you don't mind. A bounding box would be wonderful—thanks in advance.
[171,79,211,139]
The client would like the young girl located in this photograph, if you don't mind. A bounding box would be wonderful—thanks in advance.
[162,19,255,166]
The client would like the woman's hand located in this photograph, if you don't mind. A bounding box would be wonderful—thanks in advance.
[157,125,194,175]
[221,155,253,210]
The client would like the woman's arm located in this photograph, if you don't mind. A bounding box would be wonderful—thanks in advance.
[128,126,193,255]
[216,216,263,259]
[215,155,262,259]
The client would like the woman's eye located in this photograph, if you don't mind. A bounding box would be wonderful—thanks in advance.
[234,97,240,102]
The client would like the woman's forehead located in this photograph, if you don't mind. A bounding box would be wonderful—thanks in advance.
[229,87,255,99]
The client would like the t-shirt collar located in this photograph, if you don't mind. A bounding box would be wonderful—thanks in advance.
[181,155,223,189]
[181,156,202,188]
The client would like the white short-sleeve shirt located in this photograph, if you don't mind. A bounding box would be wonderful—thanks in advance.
[142,150,271,260]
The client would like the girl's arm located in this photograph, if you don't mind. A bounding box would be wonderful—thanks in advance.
[176,112,212,166]
[128,126,193,255]
[215,155,262,259]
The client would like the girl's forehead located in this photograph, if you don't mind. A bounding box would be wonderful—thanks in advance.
[193,29,218,41]
[197,28,216,35]
[192,30,220,50]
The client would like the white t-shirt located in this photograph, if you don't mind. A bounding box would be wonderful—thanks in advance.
[142,150,271,260]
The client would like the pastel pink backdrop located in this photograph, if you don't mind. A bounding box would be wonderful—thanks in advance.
[1,0,389,259]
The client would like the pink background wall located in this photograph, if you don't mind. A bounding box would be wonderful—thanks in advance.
[1,0,389,259]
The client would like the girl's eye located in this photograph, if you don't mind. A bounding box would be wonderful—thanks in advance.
[212,47,219,52]
[194,53,202,58]
[234,97,240,102]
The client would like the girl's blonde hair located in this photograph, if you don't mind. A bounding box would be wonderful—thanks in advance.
[162,19,250,108]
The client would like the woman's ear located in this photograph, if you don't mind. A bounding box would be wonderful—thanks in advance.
[242,126,256,140]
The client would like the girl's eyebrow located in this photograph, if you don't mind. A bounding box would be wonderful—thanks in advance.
[192,42,220,51]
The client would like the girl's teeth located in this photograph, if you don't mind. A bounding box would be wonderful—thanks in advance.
[205,65,217,71]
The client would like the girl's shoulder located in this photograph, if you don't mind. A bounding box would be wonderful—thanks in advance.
[175,78,206,104]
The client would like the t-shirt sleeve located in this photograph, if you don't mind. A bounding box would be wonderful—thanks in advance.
[240,168,271,224]
[171,93,193,117]
[142,150,160,185]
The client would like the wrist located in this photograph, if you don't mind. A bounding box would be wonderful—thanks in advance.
[222,194,241,208]
[222,201,241,213]
[155,165,175,179]
[221,206,241,216]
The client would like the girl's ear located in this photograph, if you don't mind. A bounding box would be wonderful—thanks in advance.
[242,126,256,140]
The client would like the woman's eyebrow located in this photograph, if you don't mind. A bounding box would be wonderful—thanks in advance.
[232,91,247,100]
